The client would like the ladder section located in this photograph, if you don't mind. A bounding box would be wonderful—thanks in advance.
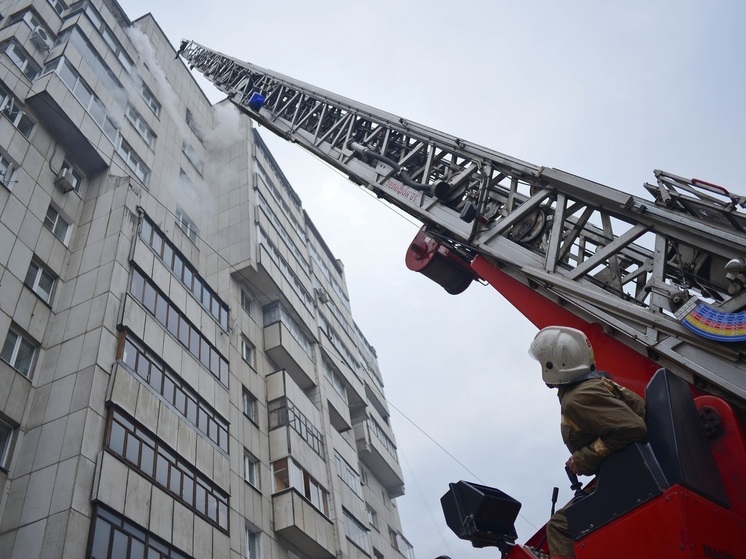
[180,41,746,402]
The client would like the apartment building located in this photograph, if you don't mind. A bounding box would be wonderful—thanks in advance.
[0,1,415,558]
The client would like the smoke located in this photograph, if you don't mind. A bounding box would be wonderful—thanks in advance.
[125,26,180,124]
[204,102,243,150]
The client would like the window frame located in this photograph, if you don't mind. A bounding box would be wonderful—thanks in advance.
[175,207,198,244]
[43,205,71,244]
[0,151,16,191]
[1,327,37,378]
[241,335,255,368]
[243,449,260,489]
[0,418,16,471]
[245,525,262,559]
[24,258,56,304]
[242,388,258,424]
[3,40,41,80]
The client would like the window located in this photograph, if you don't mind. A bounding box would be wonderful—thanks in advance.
[44,205,70,244]
[366,505,379,531]
[129,268,229,387]
[24,259,56,303]
[1,327,36,377]
[141,84,161,117]
[242,389,257,423]
[0,83,34,137]
[182,141,203,175]
[89,505,191,559]
[140,215,229,330]
[0,418,15,470]
[271,457,329,516]
[241,289,251,314]
[126,105,156,150]
[245,526,261,559]
[268,398,323,455]
[47,0,67,15]
[3,41,41,80]
[0,152,16,190]
[117,138,150,184]
[107,408,229,530]
[343,509,371,554]
[335,451,363,497]
[119,332,229,453]
[262,302,314,357]
[243,450,260,489]
[175,207,198,244]
[241,336,255,367]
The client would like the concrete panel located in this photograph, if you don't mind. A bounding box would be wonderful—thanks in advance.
[43,374,76,423]
[53,335,84,381]
[71,456,95,512]
[172,501,194,555]
[61,509,91,559]
[49,457,77,515]
[60,409,87,461]
[110,366,139,417]
[148,486,174,542]
[67,359,93,405]
[124,469,152,528]
[81,410,106,462]
[11,518,45,559]
[95,453,127,511]
[35,416,67,469]
[192,516,213,559]
[20,464,57,524]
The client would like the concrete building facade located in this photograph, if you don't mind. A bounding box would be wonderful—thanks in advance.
[0,1,414,558]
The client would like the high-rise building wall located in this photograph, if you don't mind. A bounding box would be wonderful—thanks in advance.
[0,2,414,558]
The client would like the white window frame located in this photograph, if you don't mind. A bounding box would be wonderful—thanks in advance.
[175,207,198,244]
[0,152,16,191]
[241,289,252,314]
[48,0,68,15]
[4,41,41,80]
[126,104,156,150]
[241,336,255,367]
[243,388,258,423]
[0,418,15,470]
[1,327,37,377]
[44,205,71,244]
[140,84,161,117]
[243,450,260,489]
[245,525,262,559]
[24,258,56,304]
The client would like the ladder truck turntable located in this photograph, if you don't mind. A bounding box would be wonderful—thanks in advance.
[180,40,746,559]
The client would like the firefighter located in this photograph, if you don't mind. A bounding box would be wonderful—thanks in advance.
[528,326,647,559]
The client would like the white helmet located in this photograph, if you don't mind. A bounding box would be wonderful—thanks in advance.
[528,326,595,385]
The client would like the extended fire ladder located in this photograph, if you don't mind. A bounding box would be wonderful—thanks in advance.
[179,41,746,404]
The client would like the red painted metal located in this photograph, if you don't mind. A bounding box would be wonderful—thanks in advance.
[695,396,746,516]
[469,255,660,397]
[574,486,746,559]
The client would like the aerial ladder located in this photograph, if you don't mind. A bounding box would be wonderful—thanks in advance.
[180,41,746,558]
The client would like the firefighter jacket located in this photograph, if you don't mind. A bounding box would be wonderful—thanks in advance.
[557,373,647,476]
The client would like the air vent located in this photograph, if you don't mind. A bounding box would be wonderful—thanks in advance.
[55,168,77,193]
[29,26,52,50]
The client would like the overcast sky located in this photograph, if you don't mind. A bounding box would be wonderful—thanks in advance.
[120,1,746,557]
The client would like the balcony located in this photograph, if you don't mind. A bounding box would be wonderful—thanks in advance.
[272,489,335,559]
[354,420,405,498]
[26,71,108,175]
[264,321,316,390]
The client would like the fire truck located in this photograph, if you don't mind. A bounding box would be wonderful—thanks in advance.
[179,41,746,558]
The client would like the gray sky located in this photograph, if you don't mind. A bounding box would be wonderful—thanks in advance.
[120,1,746,557]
